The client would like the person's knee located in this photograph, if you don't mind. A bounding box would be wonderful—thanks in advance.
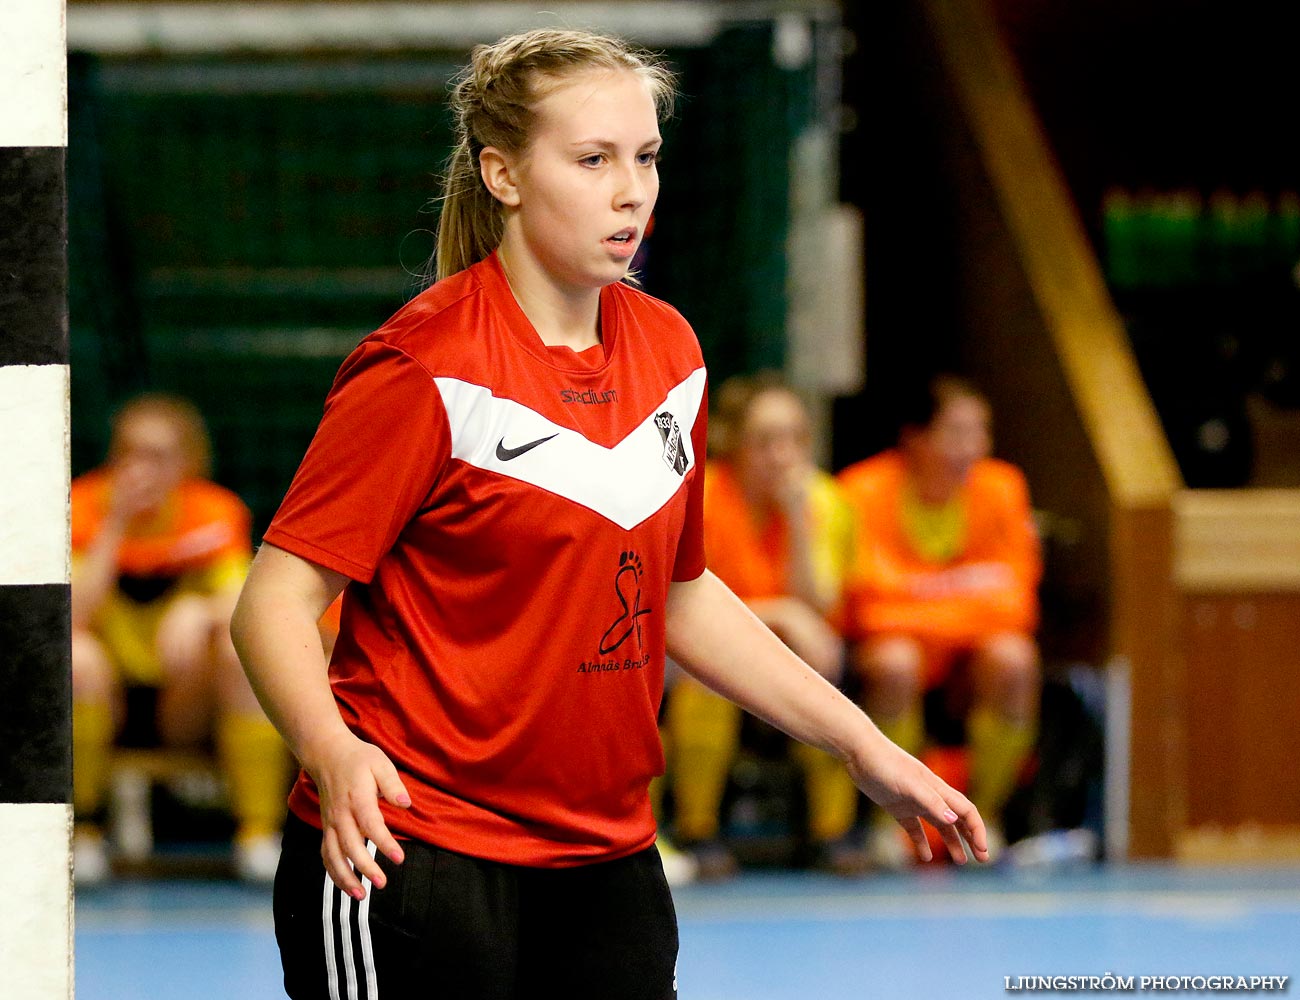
[803,633,846,685]
[856,635,923,713]
[155,595,227,745]
[974,633,1040,715]
[72,630,117,702]
[155,594,219,683]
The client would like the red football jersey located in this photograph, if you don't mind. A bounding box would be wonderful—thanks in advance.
[265,252,707,866]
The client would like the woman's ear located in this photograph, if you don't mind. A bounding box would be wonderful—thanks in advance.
[479,146,521,207]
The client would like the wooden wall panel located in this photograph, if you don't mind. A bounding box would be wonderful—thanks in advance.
[1112,502,1181,857]
[1184,593,1300,828]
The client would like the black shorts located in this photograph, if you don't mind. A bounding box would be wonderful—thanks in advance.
[118,684,162,749]
[274,813,679,1000]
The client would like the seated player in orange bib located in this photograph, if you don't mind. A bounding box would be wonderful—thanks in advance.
[664,373,864,875]
[71,394,289,883]
[838,375,1041,864]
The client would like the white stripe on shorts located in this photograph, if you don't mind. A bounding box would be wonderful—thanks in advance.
[358,842,379,998]
[339,883,358,1000]
[322,872,341,1000]
[323,843,380,1000]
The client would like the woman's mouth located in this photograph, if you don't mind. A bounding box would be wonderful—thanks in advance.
[603,228,639,257]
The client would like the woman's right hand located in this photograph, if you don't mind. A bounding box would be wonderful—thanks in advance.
[107,462,169,525]
[307,730,412,900]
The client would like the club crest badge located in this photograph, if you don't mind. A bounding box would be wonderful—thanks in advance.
[654,411,688,476]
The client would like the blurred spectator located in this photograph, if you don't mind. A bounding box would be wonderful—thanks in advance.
[838,375,1041,866]
[71,394,289,884]
[663,373,864,876]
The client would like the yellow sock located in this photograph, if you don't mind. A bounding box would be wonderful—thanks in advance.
[967,705,1036,824]
[874,703,924,758]
[665,680,742,842]
[217,712,291,842]
[791,742,859,843]
[73,700,114,820]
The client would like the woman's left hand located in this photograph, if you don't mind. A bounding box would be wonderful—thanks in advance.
[846,735,990,864]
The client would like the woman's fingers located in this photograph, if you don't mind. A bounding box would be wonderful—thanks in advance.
[320,821,365,900]
[934,815,970,864]
[371,763,411,865]
[928,787,989,863]
[322,805,390,897]
[947,795,990,863]
[889,764,992,865]
[897,816,932,863]
[912,791,970,864]
[352,794,403,874]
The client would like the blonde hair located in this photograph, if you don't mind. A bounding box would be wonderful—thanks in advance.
[432,28,677,283]
[110,393,213,480]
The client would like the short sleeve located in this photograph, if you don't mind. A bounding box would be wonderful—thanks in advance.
[264,341,451,583]
[671,379,708,582]
[70,472,105,555]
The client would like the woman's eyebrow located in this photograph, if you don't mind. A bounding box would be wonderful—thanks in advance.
[568,136,662,150]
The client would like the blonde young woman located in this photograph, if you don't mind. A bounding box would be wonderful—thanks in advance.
[231,29,988,999]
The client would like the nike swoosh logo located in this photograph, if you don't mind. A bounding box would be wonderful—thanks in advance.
[495,433,558,461]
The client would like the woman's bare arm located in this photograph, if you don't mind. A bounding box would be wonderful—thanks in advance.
[665,570,988,863]
[230,543,410,899]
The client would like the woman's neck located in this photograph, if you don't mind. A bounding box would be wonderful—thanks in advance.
[736,469,777,519]
[908,468,960,507]
[497,243,602,351]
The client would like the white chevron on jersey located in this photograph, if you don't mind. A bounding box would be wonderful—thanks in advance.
[435,367,706,530]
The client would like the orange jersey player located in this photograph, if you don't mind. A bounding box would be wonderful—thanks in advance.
[839,374,1041,866]
[70,394,288,885]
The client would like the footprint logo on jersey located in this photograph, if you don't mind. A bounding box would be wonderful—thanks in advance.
[599,551,652,654]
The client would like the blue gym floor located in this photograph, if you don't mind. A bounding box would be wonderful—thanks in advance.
[76,864,1300,999]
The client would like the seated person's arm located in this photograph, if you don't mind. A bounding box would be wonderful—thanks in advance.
[745,596,844,682]
[71,469,158,630]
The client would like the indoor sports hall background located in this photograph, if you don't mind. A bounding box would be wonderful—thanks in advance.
[52,0,1300,996]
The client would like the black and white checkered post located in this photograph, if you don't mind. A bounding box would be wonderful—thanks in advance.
[1,1,72,997]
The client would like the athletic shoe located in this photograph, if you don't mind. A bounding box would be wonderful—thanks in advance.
[655,837,699,887]
[1004,827,1097,869]
[73,827,111,888]
[681,840,739,881]
[234,831,282,884]
[864,821,916,871]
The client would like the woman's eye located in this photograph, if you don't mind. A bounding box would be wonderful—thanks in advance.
[637,151,660,166]
[580,154,605,167]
